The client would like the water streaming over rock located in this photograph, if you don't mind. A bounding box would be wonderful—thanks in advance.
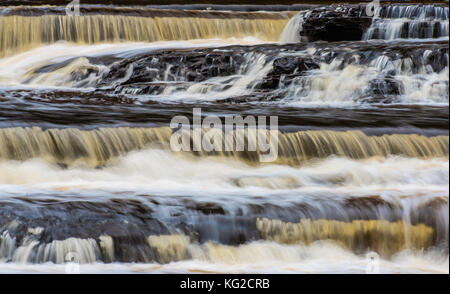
[0,2,448,273]
[364,5,449,40]
[0,9,293,57]
[0,127,447,167]
[0,219,440,264]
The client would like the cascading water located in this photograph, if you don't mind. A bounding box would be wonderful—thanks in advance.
[279,12,304,44]
[0,8,294,57]
[364,5,449,40]
[0,2,448,274]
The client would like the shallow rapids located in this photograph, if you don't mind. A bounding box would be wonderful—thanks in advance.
[0,127,447,167]
[0,9,293,57]
[0,2,448,274]
[0,242,447,274]
[0,150,448,193]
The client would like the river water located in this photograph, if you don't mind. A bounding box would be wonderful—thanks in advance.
[0,3,448,274]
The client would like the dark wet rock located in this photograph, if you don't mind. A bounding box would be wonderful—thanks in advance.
[423,47,450,73]
[26,40,447,103]
[364,77,404,103]
[272,56,319,74]
[298,5,373,42]
[112,235,156,263]
[97,49,247,94]
[189,215,259,245]
[258,56,320,89]
[95,40,448,96]
[415,198,449,248]
[1,195,448,262]
[191,202,227,215]
[0,199,169,244]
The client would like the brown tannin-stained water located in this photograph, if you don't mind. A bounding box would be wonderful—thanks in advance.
[0,2,448,274]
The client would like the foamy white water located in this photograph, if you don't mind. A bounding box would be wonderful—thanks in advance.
[0,3,448,275]
[0,38,266,87]
[0,242,447,274]
[279,13,304,44]
[0,149,447,195]
[0,41,447,105]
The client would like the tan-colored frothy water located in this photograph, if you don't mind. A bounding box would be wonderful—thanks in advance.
[276,130,449,165]
[0,14,290,57]
[0,126,173,167]
[257,218,435,257]
[0,219,436,264]
[0,127,447,167]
